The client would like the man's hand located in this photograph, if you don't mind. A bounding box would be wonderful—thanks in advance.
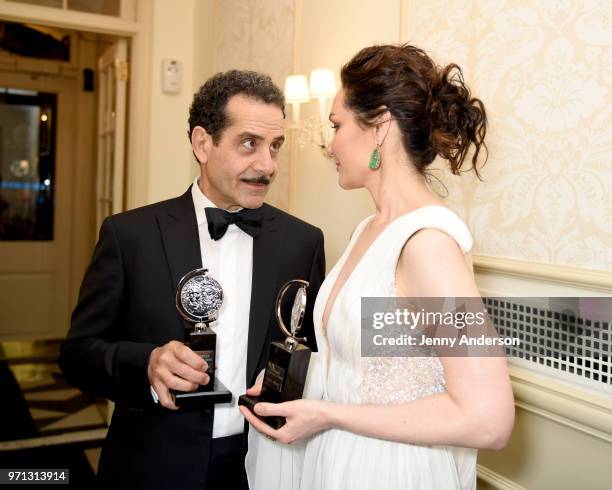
[147,340,209,410]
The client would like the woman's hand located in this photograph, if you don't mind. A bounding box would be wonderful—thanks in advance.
[245,369,265,397]
[240,399,333,444]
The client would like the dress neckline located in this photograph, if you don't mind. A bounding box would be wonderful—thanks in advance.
[320,204,449,335]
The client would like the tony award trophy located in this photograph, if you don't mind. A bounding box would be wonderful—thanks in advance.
[174,268,231,407]
[239,279,311,428]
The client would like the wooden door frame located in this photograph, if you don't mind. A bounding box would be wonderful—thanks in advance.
[0,0,154,210]
[0,72,77,339]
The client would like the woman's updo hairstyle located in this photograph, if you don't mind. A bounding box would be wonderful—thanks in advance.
[340,44,488,177]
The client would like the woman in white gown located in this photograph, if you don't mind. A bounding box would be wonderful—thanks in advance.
[241,44,515,490]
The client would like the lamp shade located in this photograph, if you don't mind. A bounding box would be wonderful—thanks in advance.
[309,68,336,98]
[284,75,310,103]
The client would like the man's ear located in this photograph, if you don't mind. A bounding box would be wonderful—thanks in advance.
[191,126,213,165]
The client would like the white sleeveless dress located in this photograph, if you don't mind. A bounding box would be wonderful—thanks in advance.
[246,205,478,490]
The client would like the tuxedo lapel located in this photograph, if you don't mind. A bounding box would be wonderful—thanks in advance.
[246,204,281,384]
[156,187,203,323]
[157,189,280,384]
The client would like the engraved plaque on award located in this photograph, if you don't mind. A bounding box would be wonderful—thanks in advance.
[239,279,311,428]
[174,268,231,407]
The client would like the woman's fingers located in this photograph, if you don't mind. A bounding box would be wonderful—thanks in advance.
[247,377,263,396]
[253,402,289,418]
[239,406,280,440]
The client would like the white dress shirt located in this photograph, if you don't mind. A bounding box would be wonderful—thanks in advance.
[152,178,253,438]
[191,178,253,438]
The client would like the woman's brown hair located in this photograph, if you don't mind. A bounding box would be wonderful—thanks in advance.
[341,44,488,177]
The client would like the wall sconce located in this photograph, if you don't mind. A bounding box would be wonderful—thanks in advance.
[284,68,336,154]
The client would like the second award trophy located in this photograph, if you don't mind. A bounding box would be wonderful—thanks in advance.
[238,279,311,428]
[174,268,231,407]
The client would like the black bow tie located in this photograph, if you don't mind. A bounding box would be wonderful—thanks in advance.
[205,207,263,240]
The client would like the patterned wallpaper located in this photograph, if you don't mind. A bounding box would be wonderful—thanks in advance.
[403,0,612,271]
[213,0,295,211]
[209,0,611,269]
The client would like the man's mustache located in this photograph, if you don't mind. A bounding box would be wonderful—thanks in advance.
[241,175,271,185]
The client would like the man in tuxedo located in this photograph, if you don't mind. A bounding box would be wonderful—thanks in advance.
[59,70,325,490]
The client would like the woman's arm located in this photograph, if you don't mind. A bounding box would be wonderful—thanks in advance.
[242,229,515,449]
[323,356,513,450]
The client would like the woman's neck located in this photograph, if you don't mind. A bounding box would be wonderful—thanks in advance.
[365,157,443,225]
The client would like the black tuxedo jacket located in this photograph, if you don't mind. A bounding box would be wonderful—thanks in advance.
[59,187,325,489]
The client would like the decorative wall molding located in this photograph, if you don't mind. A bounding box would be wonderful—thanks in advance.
[509,366,612,444]
[0,0,139,35]
[476,464,527,490]
[474,254,612,293]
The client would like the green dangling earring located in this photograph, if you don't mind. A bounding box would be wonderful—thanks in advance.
[368,146,381,170]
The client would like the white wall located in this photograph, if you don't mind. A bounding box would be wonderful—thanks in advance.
[145,0,198,203]
[207,0,295,211]
[290,0,402,268]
